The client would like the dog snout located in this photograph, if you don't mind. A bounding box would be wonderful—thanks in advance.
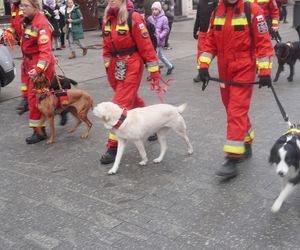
[278,171,285,177]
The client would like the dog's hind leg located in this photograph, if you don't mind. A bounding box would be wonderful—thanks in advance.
[46,115,55,144]
[108,138,127,175]
[173,118,193,155]
[153,128,168,164]
[133,140,148,165]
[271,182,295,213]
[80,115,93,139]
[67,108,82,133]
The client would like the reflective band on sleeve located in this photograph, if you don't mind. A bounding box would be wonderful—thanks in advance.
[104,25,111,32]
[199,52,213,65]
[214,17,226,26]
[37,60,47,70]
[244,129,254,143]
[232,16,248,25]
[29,119,46,127]
[11,12,16,17]
[272,19,279,25]
[20,85,27,91]
[257,57,272,69]
[146,62,159,72]
[24,29,38,37]
[257,0,270,3]
[116,24,129,31]
[109,132,118,141]
[104,58,110,68]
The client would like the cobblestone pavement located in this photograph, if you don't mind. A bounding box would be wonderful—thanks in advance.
[1,7,300,249]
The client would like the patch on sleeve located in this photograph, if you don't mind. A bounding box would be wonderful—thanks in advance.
[139,23,145,30]
[256,15,265,22]
[141,29,149,39]
[257,21,268,33]
[39,29,46,35]
[39,34,50,44]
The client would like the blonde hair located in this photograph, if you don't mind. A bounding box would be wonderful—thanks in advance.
[104,0,128,24]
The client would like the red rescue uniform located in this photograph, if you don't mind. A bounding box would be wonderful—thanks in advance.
[249,0,280,29]
[102,10,159,149]
[21,12,56,128]
[199,0,273,155]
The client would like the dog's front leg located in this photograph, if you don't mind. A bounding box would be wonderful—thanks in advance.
[46,115,55,144]
[274,63,283,82]
[271,182,295,213]
[108,139,127,175]
[134,140,148,165]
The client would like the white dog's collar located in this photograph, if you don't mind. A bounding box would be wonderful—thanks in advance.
[112,109,127,129]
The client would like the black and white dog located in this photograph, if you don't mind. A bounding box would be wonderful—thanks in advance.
[273,41,300,82]
[269,129,300,213]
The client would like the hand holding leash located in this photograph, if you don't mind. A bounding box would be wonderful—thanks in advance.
[0,30,15,48]
[148,71,171,102]
[199,68,210,91]
[258,75,272,88]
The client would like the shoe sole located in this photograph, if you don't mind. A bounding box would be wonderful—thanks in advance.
[215,171,238,178]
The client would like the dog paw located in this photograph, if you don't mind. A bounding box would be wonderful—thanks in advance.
[188,148,193,155]
[271,201,282,213]
[287,77,293,82]
[46,140,54,145]
[81,133,89,139]
[108,168,117,175]
[153,158,162,164]
[139,160,147,166]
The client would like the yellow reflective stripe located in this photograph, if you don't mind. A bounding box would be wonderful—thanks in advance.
[147,65,159,72]
[109,132,118,141]
[24,29,38,37]
[199,56,212,65]
[20,85,27,91]
[272,19,279,25]
[29,120,46,127]
[231,17,248,25]
[19,10,24,15]
[214,17,226,25]
[224,145,245,154]
[116,24,129,31]
[12,12,16,17]
[248,0,254,2]
[37,62,46,70]
[257,0,270,2]
[104,25,111,32]
[258,61,272,69]
[244,129,254,143]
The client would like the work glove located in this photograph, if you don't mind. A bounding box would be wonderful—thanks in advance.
[149,71,163,92]
[199,68,210,91]
[0,30,15,48]
[193,32,198,40]
[258,75,272,88]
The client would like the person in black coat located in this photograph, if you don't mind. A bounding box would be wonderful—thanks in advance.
[193,0,218,82]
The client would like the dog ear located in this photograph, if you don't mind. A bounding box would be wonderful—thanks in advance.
[269,135,287,164]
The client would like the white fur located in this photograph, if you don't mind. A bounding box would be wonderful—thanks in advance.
[93,102,193,174]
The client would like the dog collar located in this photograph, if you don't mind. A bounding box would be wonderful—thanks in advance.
[112,109,127,129]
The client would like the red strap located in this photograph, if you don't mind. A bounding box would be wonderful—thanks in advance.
[112,109,127,129]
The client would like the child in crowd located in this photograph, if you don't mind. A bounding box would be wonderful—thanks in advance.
[148,1,174,75]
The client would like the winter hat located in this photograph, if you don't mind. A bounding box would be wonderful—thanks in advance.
[151,1,162,11]
[44,0,55,5]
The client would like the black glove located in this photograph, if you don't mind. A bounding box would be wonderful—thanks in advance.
[199,68,210,91]
[258,75,272,88]
[193,32,198,40]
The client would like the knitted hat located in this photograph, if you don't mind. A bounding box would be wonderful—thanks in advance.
[151,1,162,11]
[44,0,55,6]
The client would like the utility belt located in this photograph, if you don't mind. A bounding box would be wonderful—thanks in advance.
[109,46,137,57]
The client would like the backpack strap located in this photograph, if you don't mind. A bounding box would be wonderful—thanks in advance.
[244,1,251,27]
[127,9,134,33]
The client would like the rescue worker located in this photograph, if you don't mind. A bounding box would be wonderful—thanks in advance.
[198,0,274,178]
[2,0,28,115]
[20,0,56,144]
[193,0,218,82]
[249,0,280,41]
[100,0,161,164]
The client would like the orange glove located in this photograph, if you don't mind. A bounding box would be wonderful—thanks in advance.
[1,30,15,48]
[149,71,162,92]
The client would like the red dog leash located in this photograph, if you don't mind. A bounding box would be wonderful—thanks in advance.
[148,77,171,103]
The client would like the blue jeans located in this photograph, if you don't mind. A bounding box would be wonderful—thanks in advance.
[157,47,173,69]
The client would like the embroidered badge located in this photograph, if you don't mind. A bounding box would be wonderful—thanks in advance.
[39,34,49,44]
[257,21,268,33]
[256,15,265,22]
[39,29,46,35]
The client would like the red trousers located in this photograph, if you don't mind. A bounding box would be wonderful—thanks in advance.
[106,53,146,149]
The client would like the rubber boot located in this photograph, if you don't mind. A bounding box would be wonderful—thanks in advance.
[26,127,47,144]
[100,148,117,164]
[193,72,201,83]
[215,158,239,178]
[68,51,76,59]
[60,109,69,126]
[16,98,29,115]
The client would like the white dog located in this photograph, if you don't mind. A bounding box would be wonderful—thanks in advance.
[93,102,193,174]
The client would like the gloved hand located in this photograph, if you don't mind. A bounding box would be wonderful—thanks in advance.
[199,68,210,91]
[258,75,272,88]
[0,30,15,48]
[193,32,198,40]
[149,71,162,92]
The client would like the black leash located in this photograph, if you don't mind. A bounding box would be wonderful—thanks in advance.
[204,76,293,127]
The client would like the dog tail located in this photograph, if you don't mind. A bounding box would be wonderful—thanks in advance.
[177,103,187,114]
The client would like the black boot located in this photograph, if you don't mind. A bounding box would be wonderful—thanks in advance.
[25,131,47,144]
[147,133,158,141]
[100,148,117,164]
[60,109,69,126]
[215,158,238,178]
[193,72,201,83]
[16,98,28,115]
[237,144,252,163]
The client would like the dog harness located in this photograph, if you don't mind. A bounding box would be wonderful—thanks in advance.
[36,89,69,109]
[112,109,127,130]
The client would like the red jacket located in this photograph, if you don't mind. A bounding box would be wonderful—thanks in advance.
[200,0,274,78]
[21,12,55,76]
[102,11,159,73]
[250,0,279,28]
[7,3,24,40]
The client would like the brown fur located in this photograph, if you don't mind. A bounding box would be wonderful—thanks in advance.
[33,75,93,144]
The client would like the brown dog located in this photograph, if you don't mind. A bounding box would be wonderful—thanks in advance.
[33,75,93,144]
